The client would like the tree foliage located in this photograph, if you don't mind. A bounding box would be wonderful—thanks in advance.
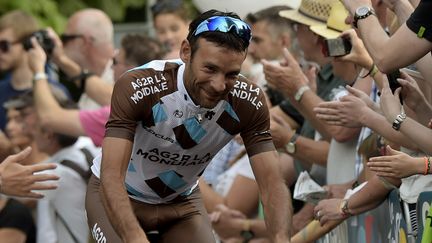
[0,0,148,33]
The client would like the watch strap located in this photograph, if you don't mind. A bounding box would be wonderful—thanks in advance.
[392,112,406,130]
[354,7,376,28]
[294,85,310,102]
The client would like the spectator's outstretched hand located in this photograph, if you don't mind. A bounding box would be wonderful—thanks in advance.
[379,76,403,123]
[314,198,348,226]
[367,145,422,178]
[397,71,429,112]
[270,113,294,149]
[0,147,59,198]
[314,86,372,128]
[45,27,66,64]
[210,204,246,240]
[262,48,308,98]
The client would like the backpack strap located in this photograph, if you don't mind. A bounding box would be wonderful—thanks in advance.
[60,160,91,182]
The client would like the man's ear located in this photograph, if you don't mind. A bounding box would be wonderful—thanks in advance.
[180,40,191,63]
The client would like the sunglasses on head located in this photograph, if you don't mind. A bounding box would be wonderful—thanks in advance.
[0,39,20,53]
[193,16,252,46]
[60,34,84,44]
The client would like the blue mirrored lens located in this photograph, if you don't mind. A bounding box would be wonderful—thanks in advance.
[194,16,252,45]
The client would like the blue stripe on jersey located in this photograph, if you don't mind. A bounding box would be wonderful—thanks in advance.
[152,102,168,123]
[224,102,240,122]
[183,117,207,143]
[127,163,137,172]
[158,170,187,190]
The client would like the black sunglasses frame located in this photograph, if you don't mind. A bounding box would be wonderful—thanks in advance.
[60,34,84,44]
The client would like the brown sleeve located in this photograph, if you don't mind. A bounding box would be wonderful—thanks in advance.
[237,78,275,156]
[105,70,148,141]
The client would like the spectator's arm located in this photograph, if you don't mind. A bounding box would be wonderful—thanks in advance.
[0,229,27,243]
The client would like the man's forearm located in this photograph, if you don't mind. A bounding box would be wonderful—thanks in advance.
[348,176,400,215]
[100,174,147,241]
[393,0,415,23]
[261,180,292,242]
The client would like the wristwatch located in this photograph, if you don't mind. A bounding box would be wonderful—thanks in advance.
[340,199,352,218]
[353,6,376,28]
[285,133,299,154]
[240,220,254,242]
[294,85,310,102]
[392,112,406,131]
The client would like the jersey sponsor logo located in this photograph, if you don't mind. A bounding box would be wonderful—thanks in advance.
[136,148,213,166]
[173,109,183,118]
[143,126,175,143]
[130,73,169,104]
[231,80,263,110]
[91,223,107,243]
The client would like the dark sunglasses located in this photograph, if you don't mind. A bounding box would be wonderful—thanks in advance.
[60,34,84,44]
[193,16,252,46]
[0,39,20,53]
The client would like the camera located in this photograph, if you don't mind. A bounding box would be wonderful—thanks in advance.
[322,38,352,57]
[22,30,55,55]
[386,69,403,104]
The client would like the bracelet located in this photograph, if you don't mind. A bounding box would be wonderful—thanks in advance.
[391,112,406,131]
[360,64,378,78]
[424,157,428,175]
[428,157,431,175]
[33,72,48,83]
[340,199,352,218]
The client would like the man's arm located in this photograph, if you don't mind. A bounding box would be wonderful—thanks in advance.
[344,0,431,73]
[250,150,292,242]
[100,137,148,242]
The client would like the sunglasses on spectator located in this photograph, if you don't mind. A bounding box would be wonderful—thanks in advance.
[0,39,20,53]
[60,34,84,44]
[193,16,252,46]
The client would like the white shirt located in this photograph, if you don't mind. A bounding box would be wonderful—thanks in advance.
[37,146,90,243]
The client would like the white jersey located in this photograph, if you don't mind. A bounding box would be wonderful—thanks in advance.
[91,60,273,204]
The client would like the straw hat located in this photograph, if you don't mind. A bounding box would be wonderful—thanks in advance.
[279,0,338,26]
[310,1,351,39]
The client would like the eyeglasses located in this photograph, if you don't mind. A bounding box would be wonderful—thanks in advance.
[60,34,84,44]
[193,16,252,45]
[0,39,20,53]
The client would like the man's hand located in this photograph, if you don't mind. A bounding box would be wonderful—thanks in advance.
[0,147,59,198]
[314,87,372,128]
[379,77,403,123]
[397,71,429,112]
[314,198,348,226]
[367,145,422,178]
[27,37,47,74]
[263,48,308,98]
[270,113,294,149]
[337,29,373,69]
[210,204,246,239]
[45,27,67,65]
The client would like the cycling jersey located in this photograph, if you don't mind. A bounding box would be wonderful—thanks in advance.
[91,59,274,204]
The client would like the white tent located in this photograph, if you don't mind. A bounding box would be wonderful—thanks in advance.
[192,0,300,18]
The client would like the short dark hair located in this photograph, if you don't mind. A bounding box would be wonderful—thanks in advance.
[186,9,249,57]
[121,34,165,66]
[151,0,193,21]
[245,6,294,40]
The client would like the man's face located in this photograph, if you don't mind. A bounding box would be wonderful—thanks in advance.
[181,38,246,109]
[295,23,318,61]
[5,108,32,148]
[62,22,86,65]
[249,21,283,62]
[0,28,25,72]
[154,13,189,53]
